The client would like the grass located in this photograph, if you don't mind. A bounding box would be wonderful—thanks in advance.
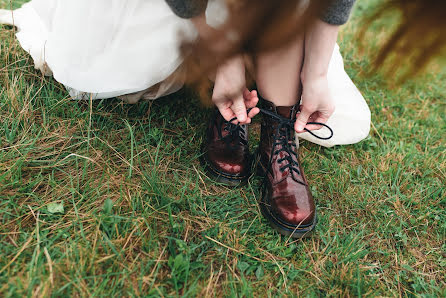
[0,0,445,296]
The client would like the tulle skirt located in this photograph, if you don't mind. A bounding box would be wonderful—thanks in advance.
[0,0,371,147]
[0,0,196,99]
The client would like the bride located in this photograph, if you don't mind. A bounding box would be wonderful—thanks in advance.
[0,0,370,145]
[1,0,371,238]
[0,0,370,146]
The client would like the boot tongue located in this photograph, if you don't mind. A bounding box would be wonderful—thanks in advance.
[276,106,297,119]
[259,96,298,119]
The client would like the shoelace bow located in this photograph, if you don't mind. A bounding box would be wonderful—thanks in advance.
[259,108,333,185]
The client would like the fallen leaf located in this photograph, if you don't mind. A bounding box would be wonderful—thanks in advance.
[47,201,64,214]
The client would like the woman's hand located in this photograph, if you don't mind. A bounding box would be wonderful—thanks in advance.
[295,19,339,133]
[212,56,260,124]
[192,13,260,124]
[295,75,335,132]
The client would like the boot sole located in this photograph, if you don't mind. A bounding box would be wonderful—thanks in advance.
[255,156,317,239]
[259,197,317,239]
[200,154,251,187]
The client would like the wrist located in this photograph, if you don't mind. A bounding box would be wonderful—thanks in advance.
[213,56,246,103]
[216,56,245,84]
[301,70,327,86]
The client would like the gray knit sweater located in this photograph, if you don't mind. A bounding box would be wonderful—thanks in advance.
[165,0,356,25]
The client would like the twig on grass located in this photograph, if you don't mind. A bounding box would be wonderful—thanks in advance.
[43,247,54,286]
[0,231,35,274]
[204,235,265,263]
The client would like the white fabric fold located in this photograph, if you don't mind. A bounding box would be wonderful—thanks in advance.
[0,0,370,147]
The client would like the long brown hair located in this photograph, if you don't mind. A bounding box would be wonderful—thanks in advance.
[182,0,328,103]
[183,0,446,100]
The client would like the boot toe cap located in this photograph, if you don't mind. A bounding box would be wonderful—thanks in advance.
[274,196,315,226]
[277,207,314,226]
[214,160,243,175]
[207,149,249,176]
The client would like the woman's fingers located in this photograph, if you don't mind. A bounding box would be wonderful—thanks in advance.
[239,89,260,122]
[215,89,260,124]
[218,106,237,122]
[243,89,260,120]
[248,107,260,119]
[296,112,330,132]
[231,96,248,123]
[303,113,326,131]
[243,89,259,108]
[243,89,251,101]
[304,123,324,131]
[295,107,314,133]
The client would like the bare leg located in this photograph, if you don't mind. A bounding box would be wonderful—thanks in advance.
[255,33,305,106]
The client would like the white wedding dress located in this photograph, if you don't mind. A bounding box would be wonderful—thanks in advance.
[0,0,371,147]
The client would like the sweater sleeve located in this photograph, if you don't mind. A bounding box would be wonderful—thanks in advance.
[321,0,356,25]
[165,0,208,19]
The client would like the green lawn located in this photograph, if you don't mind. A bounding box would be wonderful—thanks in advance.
[1,0,445,296]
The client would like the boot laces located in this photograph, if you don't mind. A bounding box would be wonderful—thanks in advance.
[216,116,248,150]
[260,108,333,185]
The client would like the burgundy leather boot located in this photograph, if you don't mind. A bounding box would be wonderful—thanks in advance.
[257,99,316,238]
[201,109,252,186]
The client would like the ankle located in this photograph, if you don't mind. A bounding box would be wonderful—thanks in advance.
[256,88,301,108]
[259,95,299,119]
